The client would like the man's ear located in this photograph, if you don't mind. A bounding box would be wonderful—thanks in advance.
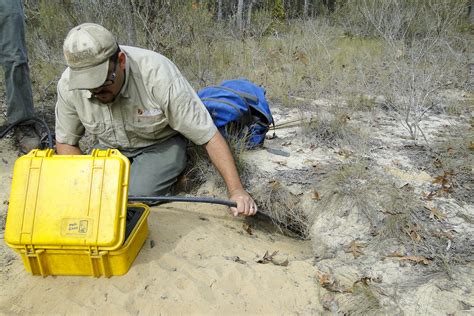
[118,51,126,70]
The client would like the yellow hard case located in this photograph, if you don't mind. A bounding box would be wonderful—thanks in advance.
[4,149,150,277]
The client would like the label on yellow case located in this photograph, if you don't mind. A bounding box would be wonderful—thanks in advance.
[61,219,93,236]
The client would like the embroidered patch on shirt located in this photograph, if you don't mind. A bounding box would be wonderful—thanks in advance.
[137,108,162,116]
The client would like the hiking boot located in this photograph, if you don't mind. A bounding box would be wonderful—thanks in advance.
[15,124,41,153]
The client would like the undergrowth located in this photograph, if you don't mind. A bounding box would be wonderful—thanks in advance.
[313,160,468,271]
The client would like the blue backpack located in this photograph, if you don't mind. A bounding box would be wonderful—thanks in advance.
[198,79,273,149]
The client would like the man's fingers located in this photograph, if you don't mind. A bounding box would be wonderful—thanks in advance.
[250,204,257,215]
[230,207,239,217]
[228,189,257,217]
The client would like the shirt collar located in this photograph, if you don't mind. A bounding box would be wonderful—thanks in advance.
[119,53,131,99]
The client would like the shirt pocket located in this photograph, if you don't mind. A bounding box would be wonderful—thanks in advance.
[81,121,114,144]
[125,116,167,141]
[82,121,106,135]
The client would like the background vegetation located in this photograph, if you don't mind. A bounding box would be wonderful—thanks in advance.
[16,1,471,134]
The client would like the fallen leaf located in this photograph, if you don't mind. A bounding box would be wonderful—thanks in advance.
[424,206,446,221]
[398,256,431,265]
[421,190,437,200]
[433,158,443,168]
[336,149,353,158]
[432,171,454,190]
[339,114,350,123]
[354,276,375,286]
[345,241,366,259]
[311,190,321,201]
[273,160,287,166]
[242,223,253,235]
[321,294,338,312]
[385,251,404,258]
[198,216,209,221]
[1,158,7,164]
[399,183,412,190]
[469,141,474,150]
[256,250,279,264]
[293,51,309,65]
[273,258,289,267]
[404,225,422,242]
[225,256,246,264]
[315,271,332,286]
[315,271,353,293]
[432,230,454,240]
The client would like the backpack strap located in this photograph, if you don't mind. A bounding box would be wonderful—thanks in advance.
[211,85,272,124]
[211,86,259,104]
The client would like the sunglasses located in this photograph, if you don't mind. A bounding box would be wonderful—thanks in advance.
[90,56,119,91]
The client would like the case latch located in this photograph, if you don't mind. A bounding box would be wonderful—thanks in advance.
[23,245,47,276]
[89,247,111,277]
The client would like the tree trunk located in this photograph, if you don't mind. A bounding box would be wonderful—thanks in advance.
[247,0,257,27]
[469,0,474,24]
[217,0,223,21]
[303,0,309,18]
[237,0,244,31]
[123,0,137,45]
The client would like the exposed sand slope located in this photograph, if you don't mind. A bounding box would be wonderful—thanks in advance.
[0,150,322,316]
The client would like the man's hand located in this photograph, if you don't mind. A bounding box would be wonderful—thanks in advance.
[204,131,258,217]
[56,142,83,155]
[229,188,258,217]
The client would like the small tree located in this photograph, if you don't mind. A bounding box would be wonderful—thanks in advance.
[340,0,469,142]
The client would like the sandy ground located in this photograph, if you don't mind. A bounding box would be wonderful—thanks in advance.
[0,139,322,315]
[1,95,472,314]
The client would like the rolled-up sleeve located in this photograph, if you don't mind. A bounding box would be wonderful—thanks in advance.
[55,81,85,145]
[160,76,217,145]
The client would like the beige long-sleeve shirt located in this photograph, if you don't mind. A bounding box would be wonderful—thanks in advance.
[55,46,217,152]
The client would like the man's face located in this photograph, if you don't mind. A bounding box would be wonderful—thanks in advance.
[90,54,124,104]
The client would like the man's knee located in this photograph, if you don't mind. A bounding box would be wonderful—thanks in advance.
[128,182,171,197]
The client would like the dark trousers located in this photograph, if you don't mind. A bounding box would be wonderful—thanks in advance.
[0,0,35,124]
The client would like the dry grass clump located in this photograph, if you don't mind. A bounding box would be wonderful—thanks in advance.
[301,105,370,150]
[184,140,311,239]
[250,180,311,239]
[313,160,464,270]
[430,125,474,203]
[314,160,386,226]
[339,282,387,316]
[183,144,223,192]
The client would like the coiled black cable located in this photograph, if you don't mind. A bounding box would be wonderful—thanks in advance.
[0,117,54,149]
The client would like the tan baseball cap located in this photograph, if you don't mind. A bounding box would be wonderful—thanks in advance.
[63,23,118,90]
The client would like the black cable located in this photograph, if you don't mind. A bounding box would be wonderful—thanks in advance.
[0,117,54,149]
[128,195,279,223]
[128,195,304,238]
[128,195,237,208]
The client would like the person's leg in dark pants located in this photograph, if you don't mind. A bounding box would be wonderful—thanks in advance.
[128,135,187,197]
[0,0,39,152]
